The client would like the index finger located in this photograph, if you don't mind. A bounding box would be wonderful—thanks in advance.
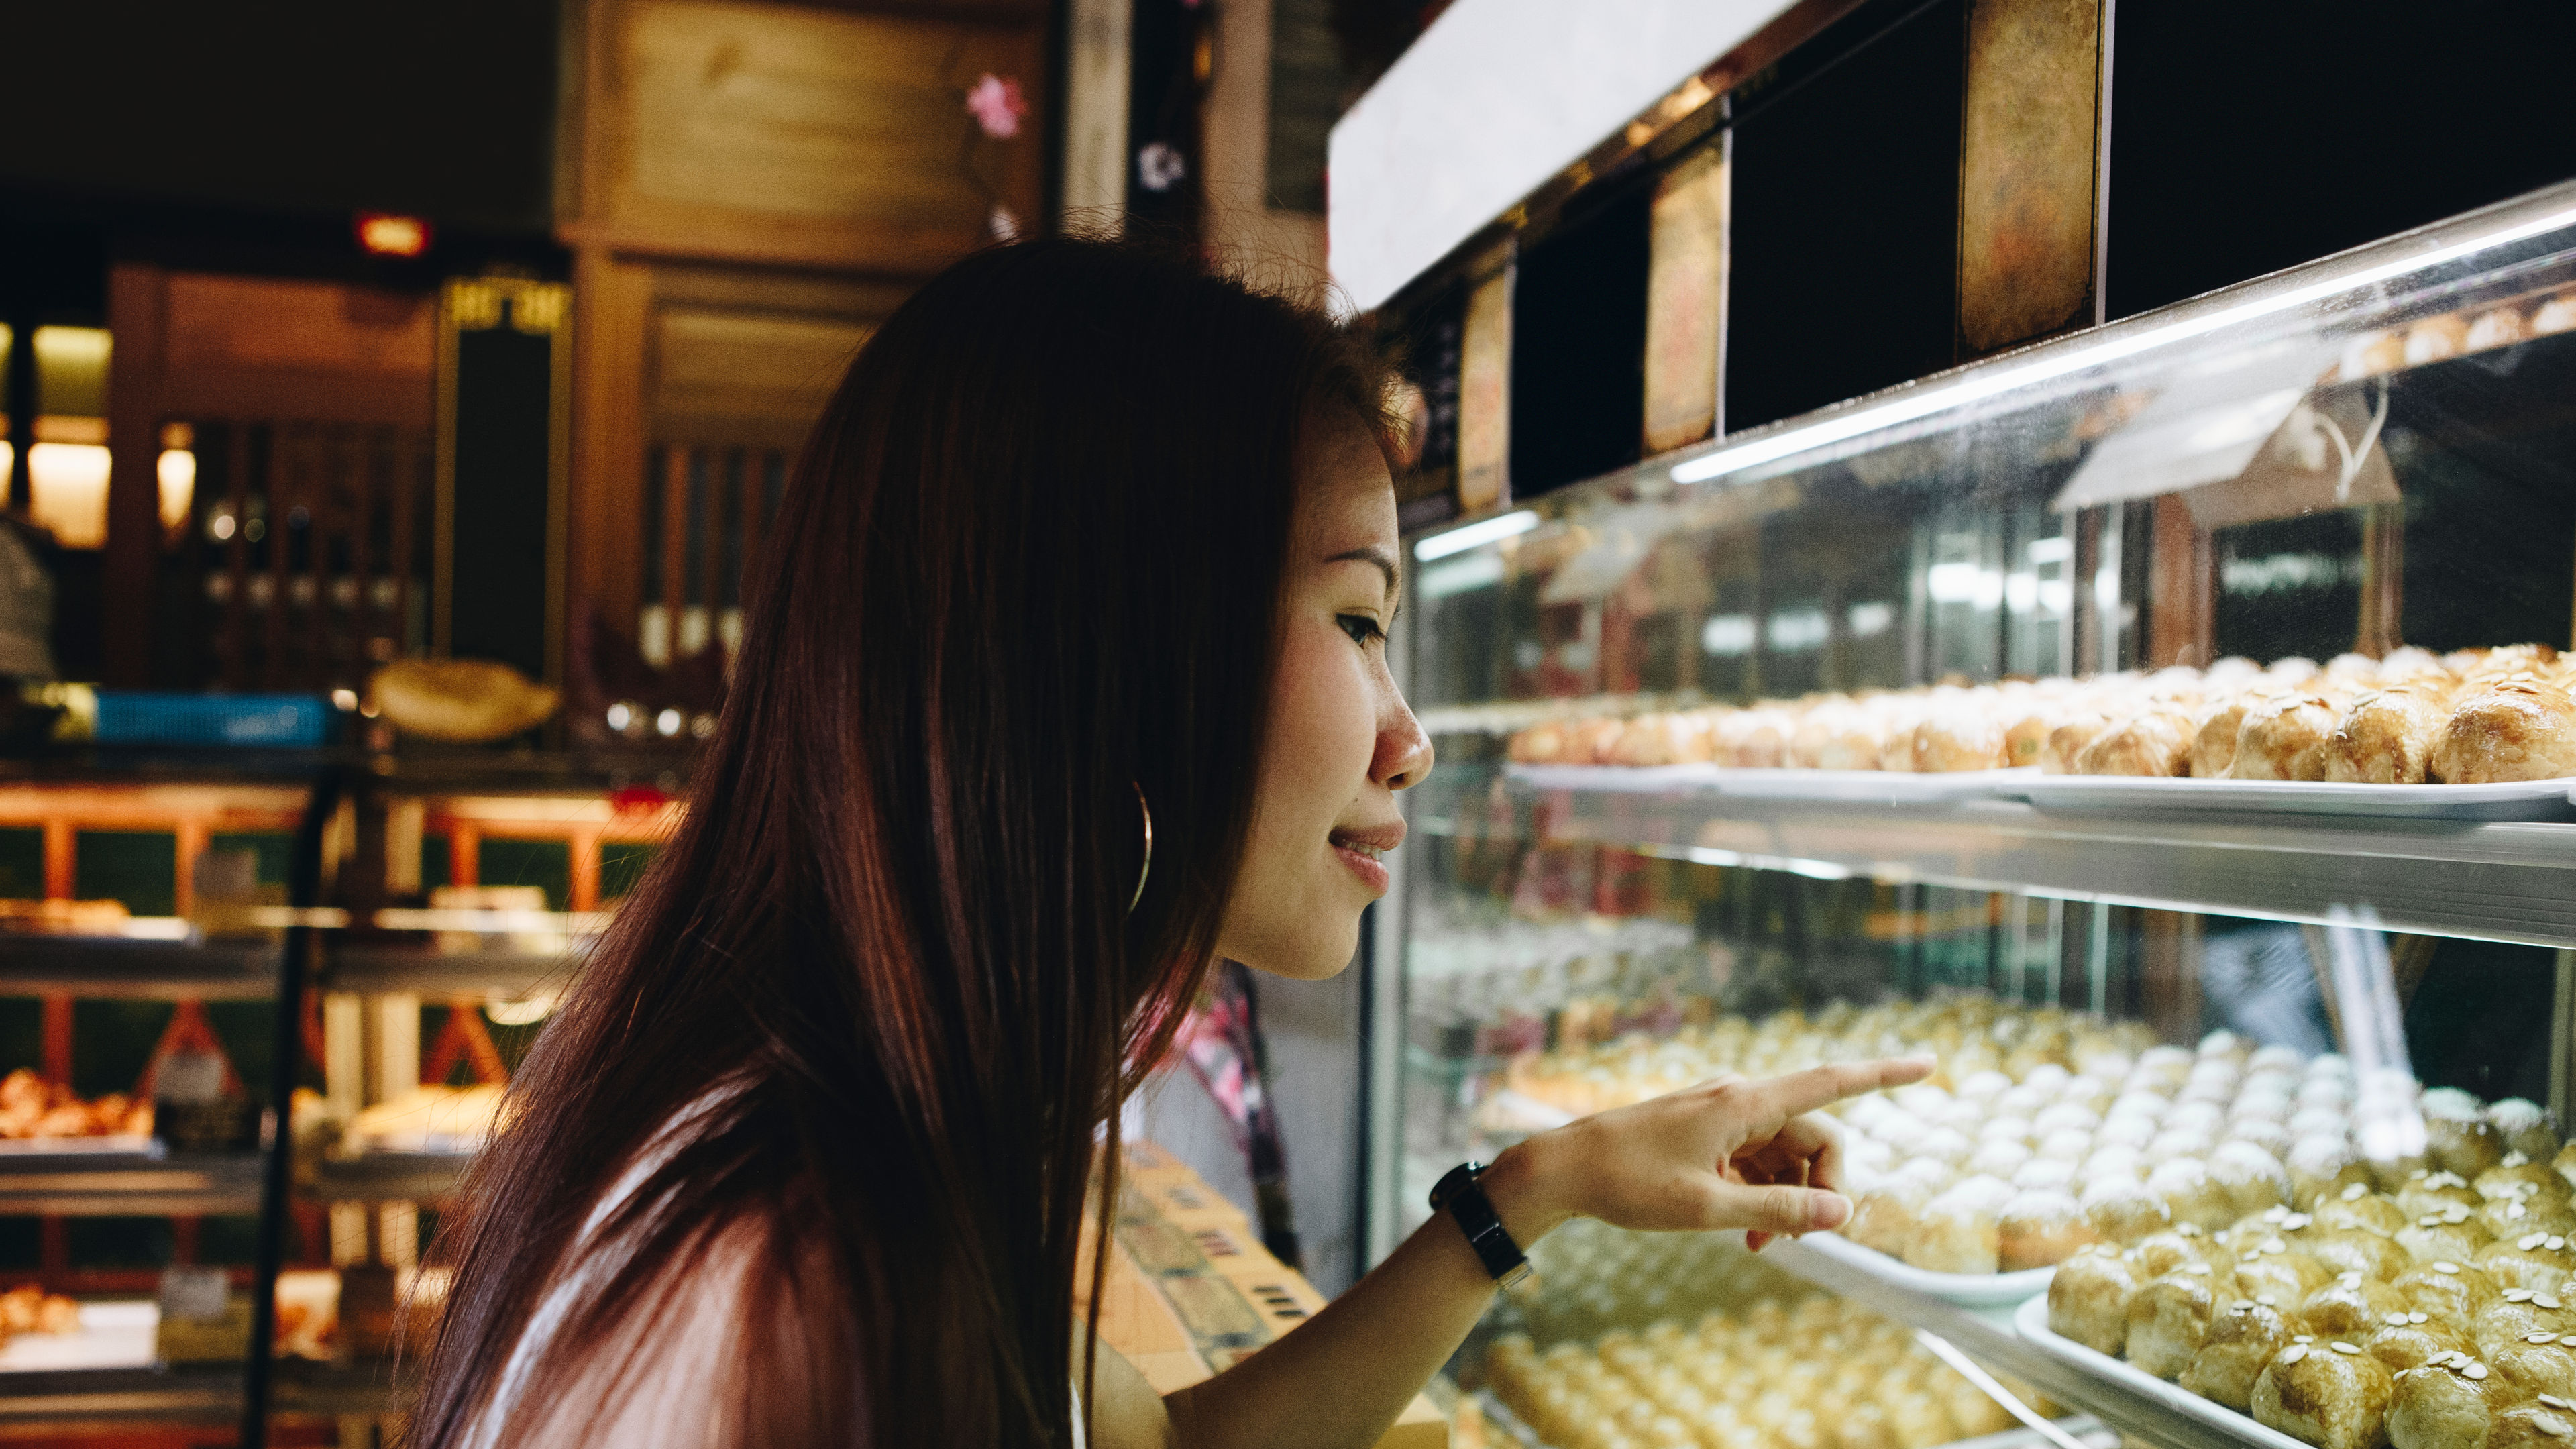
[1746,1056,1936,1124]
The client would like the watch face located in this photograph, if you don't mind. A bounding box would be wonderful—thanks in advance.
[1430,1161,1483,1210]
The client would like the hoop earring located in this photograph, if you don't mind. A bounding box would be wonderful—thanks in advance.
[1128,782,1154,915]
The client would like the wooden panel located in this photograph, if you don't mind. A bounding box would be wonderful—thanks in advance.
[103,264,166,686]
[653,310,870,445]
[1456,256,1515,514]
[594,0,1045,272]
[1956,0,2104,356]
[1642,141,1728,455]
[165,274,435,380]
[571,252,657,648]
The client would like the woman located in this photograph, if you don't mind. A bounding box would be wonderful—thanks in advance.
[413,237,1930,1448]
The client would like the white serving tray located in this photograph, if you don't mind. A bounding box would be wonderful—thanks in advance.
[1506,763,1725,793]
[2010,774,2576,822]
[1792,1226,2057,1307]
[1504,763,2036,804]
[0,1300,157,1372]
[2012,1294,2309,1449]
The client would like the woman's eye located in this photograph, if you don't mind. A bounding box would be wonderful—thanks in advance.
[1337,614,1386,647]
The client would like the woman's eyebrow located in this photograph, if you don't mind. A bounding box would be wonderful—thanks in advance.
[1324,546,1400,602]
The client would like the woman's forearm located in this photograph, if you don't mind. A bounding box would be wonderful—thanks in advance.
[1163,1141,1569,1449]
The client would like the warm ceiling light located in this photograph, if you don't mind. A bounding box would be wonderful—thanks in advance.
[356,212,432,258]
[158,447,196,533]
[26,443,111,549]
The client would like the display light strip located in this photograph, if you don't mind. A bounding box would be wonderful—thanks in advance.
[1666,191,2576,489]
[1412,507,1538,561]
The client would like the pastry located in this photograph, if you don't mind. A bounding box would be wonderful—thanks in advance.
[2086,1179,2175,1244]
[2183,1299,2296,1410]
[2496,1341,2576,1401]
[2050,1245,2141,1354]
[2491,1105,2563,1165]
[1913,710,2010,773]
[2388,1359,2510,1449]
[2369,1316,2479,1373]
[2254,1338,2396,1449]
[2129,1269,2231,1379]
[2231,693,2345,780]
[2402,1220,2500,1269]
[2406,315,2472,365]
[1908,1178,2010,1274]
[2466,308,2532,352]
[2342,331,2408,380]
[2000,1188,2100,1269]
[2471,1293,2576,1359]
[2194,692,2275,777]
[2214,1142,2296,1218]
[2307,1275,2412,1337]
[2431,676,2576,784]
[2490,1404,2576,1449]
[2077,709,2197,777]
[2396,1262,2501,1320]
[2324,686,2457,785]
[2535,290,2576,337]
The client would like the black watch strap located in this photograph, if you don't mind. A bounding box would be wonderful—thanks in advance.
[1430,1161,1533,1291]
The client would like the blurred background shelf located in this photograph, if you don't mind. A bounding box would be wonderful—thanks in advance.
[309,1152,472,1204]
[0,1152,266,1216]
[0,934,281,997]
[0,1364,245,1424]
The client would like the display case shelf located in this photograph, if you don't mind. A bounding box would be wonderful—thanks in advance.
[0,935,282,998]
[1418,765,2576,949]
[310,1151,472,1203]
[0,1151,264,1216]
[323,942,578,999]
[0,1364,244,1424]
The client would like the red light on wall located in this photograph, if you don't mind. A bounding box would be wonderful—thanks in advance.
[356,213,432,258]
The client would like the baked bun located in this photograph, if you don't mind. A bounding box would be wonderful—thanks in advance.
[2394,1260,2501,1320]
[2043,713,2114,773]
[2406,316,2472,365]
[2369,1316,2478,1374]
[1909,1178,2010,1274]
[2489,1403,2576,1449]
[2255,1338,2397,1449]
[2387,1358,2509,1449]
[2231,693,2344,780]
[2472,1292,2576,1359]
[2048,1244,2140,1354]
[2000,1189,2100,1269]
[2431,676,2576,784]
[2306,1275,2412,1338]
[2086,1179,2174,1244]
[2536,290,2576,337]
[2128,1268,2230,1379]
[2078,709,2197,777]
[2495,1341,2576,1401]
[2324,686,2457,784]
[2319,1191,2414,1240]
[2490,1104,2563,1164]
[2182,1298,2295,1410]
[1913,710,2009,773]
[2194,694,2271,778]
[2467,308,2532,352]
[370,659,561,743]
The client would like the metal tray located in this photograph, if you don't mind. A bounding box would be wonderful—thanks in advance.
[2012,1294,2308,1449]
[2010,775,2576,822]
[1792,1227,2056,1307]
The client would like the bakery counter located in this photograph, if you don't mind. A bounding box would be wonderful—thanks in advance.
[1106,1140,1450,1447]
[1417,765,2576,949]
[0,1150,264,1216]
[322,940,580,999]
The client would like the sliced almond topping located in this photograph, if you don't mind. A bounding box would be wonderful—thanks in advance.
[2285,1214,2313,1229]
[2263,1238,2288,1254]
[2542,1294,2565,1309]
[2544,1395,2573,1411]
[2332,1341,2360,1354]
[2560,1336,2576,1348]
[2508,1152,2534,1167]
[2436,1262,2463,1275]
[2184,1263,2212,1275]
[2279,1345,2310,1364]
[2551,1237,2567,1251]
[2528,1332,2559,1344]
[2420,1214,2445,1227]
[2469,1364,2491,1380]
[2258,1294,2279,1306]
[2524,1235,2549,1252]
[2296,1334,2316,1344]
[2447,1205,2474,1222]
[2343,1184,2371,1202]
[2410,1313,2428,1324]
[2385,1313,2411,1326]
[2512,1204,2533,1220]
[2511,1290,2540,1303]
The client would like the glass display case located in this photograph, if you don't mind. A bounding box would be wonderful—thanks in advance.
[1380,180,2576,1449]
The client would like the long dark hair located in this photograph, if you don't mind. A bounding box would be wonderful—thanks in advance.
[410,237,1387,1446]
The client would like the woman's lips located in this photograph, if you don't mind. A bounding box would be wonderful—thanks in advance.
[1331,841,1391,894]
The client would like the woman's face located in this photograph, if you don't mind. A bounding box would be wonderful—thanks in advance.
[1216,407,1434,981]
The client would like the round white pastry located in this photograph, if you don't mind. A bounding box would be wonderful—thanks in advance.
[1978,1115,2037,1146]
[2167,1101,2229,1138]
[2035,1102,2103,1137]
[2198,1029,2249,1060]
[2096,1115,2159,1151]
[2022,1064,2074,1095]
[2307,1052,2355,1081]
[1917,1126,1976,1167]
[2082,1146,2149,1190]
[2013,1157,2080,1193]
[2249,1044,2308,1075]
[2289,1106,2351,1140]
[2226,1118,2295,1160]
[2041,1127,2096,1161]
[2149,1128,2218,1164]
[2110,1091,2171,1124]
[1995,1085,2052,1121]
[1955,1069,2015,1106]
[1969,1139,2035,1180]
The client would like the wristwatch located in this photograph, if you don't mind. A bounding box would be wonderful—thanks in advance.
[1430,1161,1534,1291]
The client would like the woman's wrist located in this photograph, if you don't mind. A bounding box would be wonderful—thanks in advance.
[1479,1135,1576,1250]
